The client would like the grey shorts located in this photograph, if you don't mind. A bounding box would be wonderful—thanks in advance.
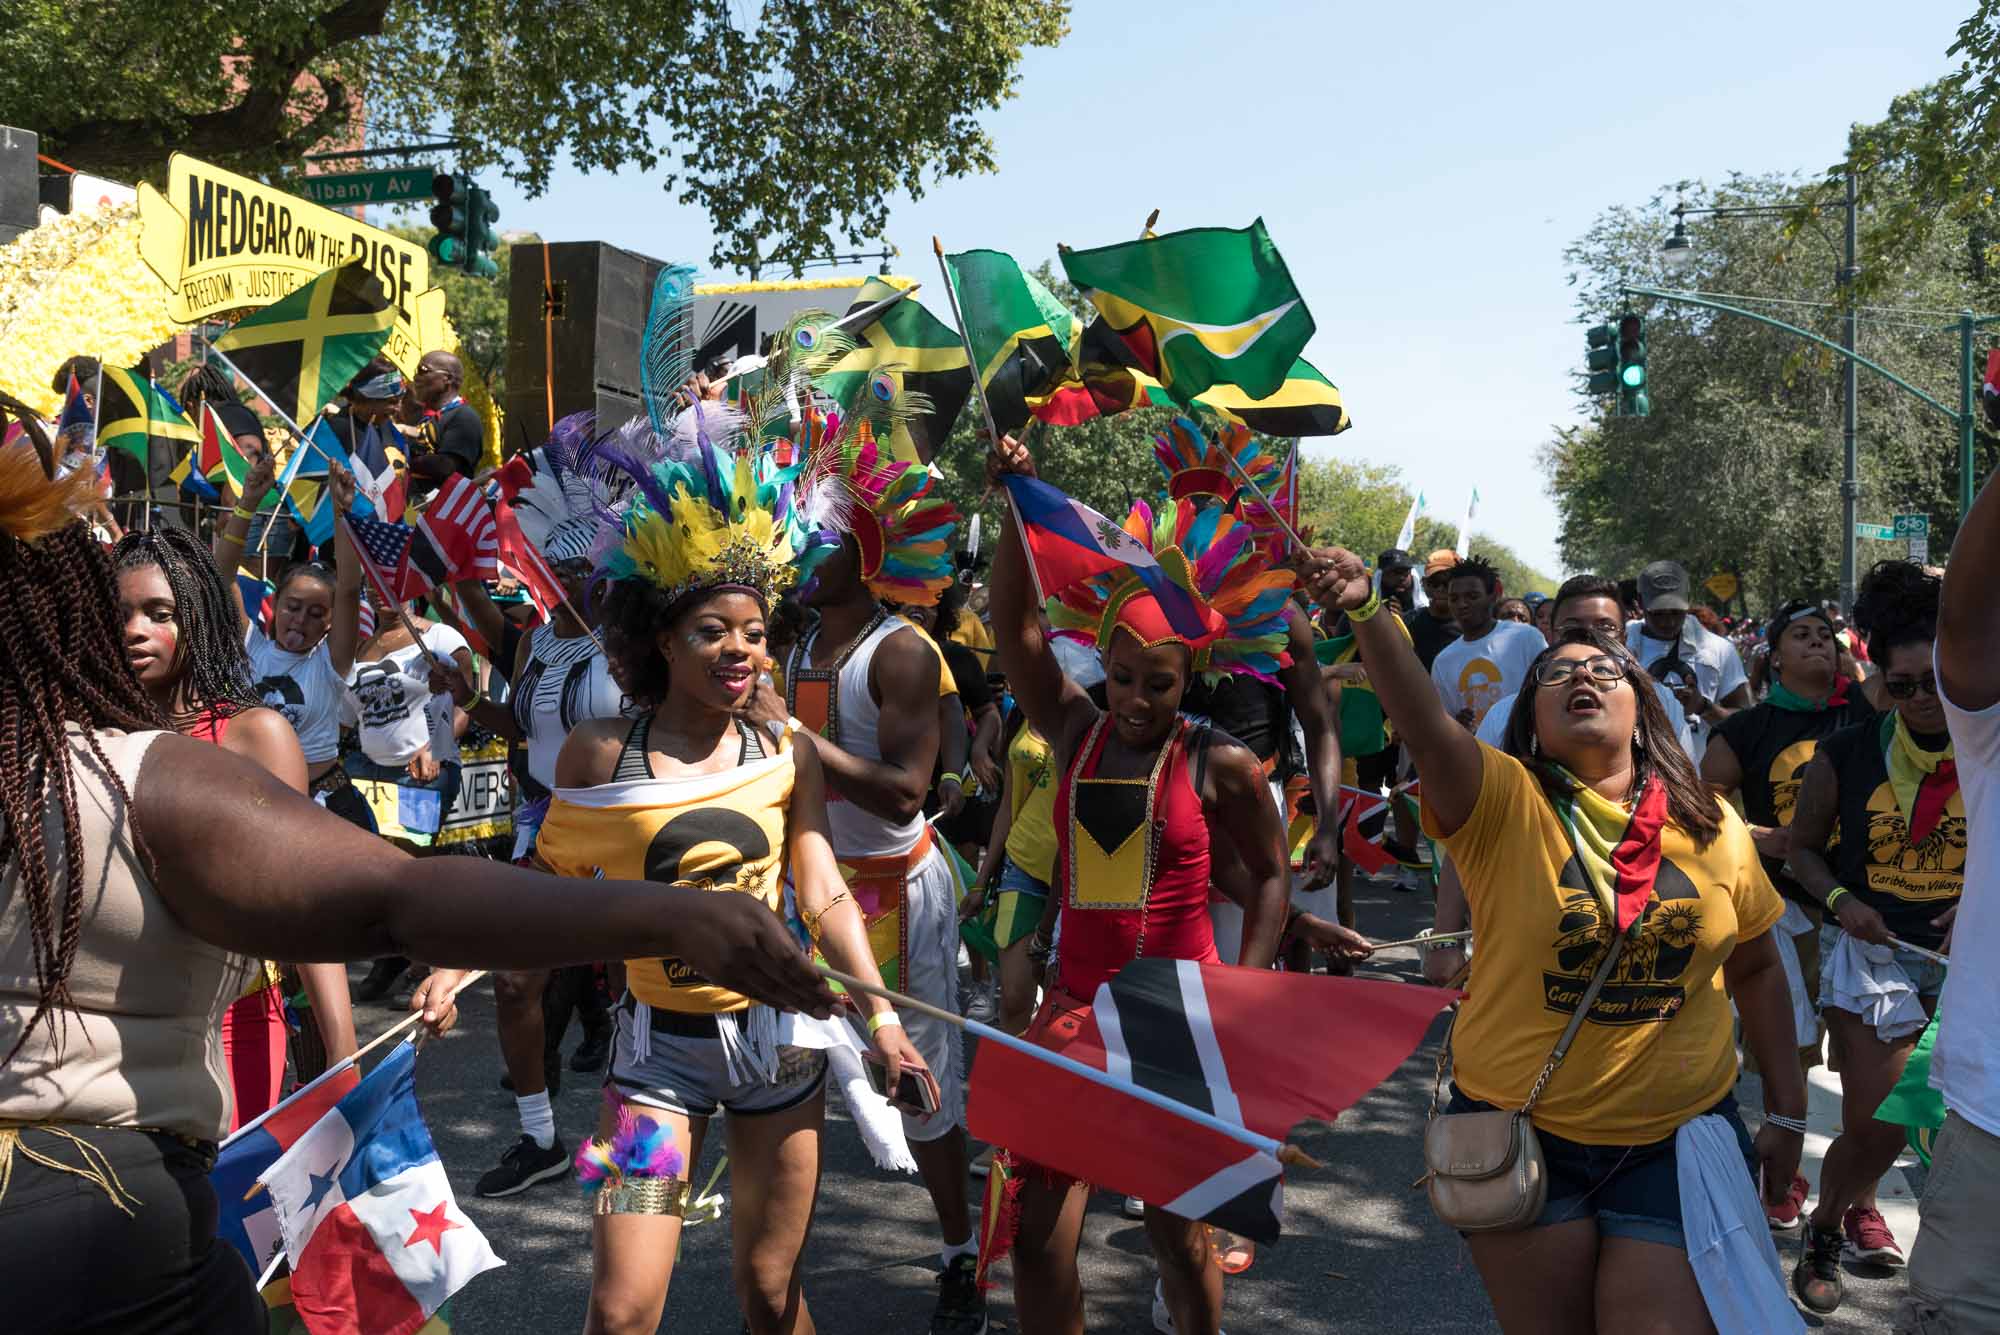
[607,998,827,1120]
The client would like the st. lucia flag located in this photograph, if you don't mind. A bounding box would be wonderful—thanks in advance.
[259,1041,502,1335]
[1001,474,1207,640]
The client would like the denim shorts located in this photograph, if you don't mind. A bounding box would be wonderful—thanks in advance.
[1444,1088,1756,1249]
[608,996,827,1120]
[994,857,1051,950]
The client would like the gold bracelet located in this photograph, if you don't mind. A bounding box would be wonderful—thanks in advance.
[1348,591,1385,623]
[801,889,854,942]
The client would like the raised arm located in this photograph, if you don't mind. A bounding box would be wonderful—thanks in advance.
[211,447,280,638]
[1303,548,1483,836]
[1940,462,2000,710]
[136,733,838,1014]
[328,464,362,677]
[1279,602,1343,889]
[987,435,1097,758]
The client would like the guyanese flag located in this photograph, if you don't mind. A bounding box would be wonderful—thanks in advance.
[95,366,198,468]
[215,261,395,428]
[943,249,1080,437]
[816,278,972,465]
[1059,219,1315,404]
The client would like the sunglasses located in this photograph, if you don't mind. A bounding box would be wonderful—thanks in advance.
[1883,675,1940,700]
[1531,654,1629,688]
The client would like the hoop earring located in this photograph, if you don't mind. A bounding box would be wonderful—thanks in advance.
[1632,727,1643,750]
[1529,733,1540,759]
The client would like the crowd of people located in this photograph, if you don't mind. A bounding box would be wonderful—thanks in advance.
[0,324,1994,1335]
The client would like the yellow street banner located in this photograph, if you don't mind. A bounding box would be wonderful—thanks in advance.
[136,153,447,375]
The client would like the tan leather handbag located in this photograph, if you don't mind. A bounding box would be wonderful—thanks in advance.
[1422,929,1626,1233]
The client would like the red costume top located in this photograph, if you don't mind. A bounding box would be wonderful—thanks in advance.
[1053,714,1218,999]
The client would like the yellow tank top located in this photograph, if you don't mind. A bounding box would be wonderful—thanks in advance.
[1003,722,1058,883]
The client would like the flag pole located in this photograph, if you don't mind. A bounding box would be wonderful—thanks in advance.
[221,970,487,1152]
[1214,439,1312,553]
[1366,930,1472,953]
[814,962,1318,1168]
[931,236,1049,612]
[338,510,455,673]
[199,345,336,557]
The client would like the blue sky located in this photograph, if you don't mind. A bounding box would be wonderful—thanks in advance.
[468,0,1973,575]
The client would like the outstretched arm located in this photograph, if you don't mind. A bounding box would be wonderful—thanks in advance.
[986,434,1098,760]
[328,465,362,677]
[1941,461,2000,710]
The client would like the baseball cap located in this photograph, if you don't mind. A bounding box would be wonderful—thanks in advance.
[1424,549,1460,577]
[1522,591,1550,608]
[1637,560,1692,613]
[1377,548,1415,572]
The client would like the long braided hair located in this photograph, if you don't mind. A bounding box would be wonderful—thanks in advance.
[112,526,262,723]
[0,442,168,1063]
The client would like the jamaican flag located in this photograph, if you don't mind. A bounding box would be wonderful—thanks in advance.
[1060,219,1314,405]
[1198,357,1350,437]
[95,366,198,468]
[942,249,1080,437]
[816,278,972,464]
[215,262,394,428]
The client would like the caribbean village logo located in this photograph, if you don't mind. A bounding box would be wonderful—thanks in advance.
[1543,857,1704,1026]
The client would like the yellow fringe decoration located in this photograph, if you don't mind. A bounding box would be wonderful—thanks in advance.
[0,1124,143,1217]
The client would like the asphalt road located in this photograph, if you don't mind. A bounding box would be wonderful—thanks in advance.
[355,869,1910,1333]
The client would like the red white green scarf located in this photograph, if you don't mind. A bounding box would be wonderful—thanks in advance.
[1552,769,1670,936]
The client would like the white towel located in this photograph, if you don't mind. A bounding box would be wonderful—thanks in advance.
[1822,931,1928,1043]
[1774,902,1818,1041]
[785,1011,918,1174]
[1676,1114,1804,1335]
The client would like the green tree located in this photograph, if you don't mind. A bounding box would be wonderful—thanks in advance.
[3,0,1068,274]
[1549,173,1996,610]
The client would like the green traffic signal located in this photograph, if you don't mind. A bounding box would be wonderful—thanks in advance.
[1621,363,1646,387]
[1615,313,1648,416]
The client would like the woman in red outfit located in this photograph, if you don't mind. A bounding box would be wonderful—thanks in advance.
[987,437,1300,1335]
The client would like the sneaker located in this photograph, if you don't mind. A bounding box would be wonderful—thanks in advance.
[569,1026,612,1073]
[1151,1279,1225,1335]
[475,1134,569,1198]
[929,1254,988,1335]
[1122,1194,1147,1219]
[353,956,409,1003]
[1766,1174,1809,1231]
[1842,1205,1906,1267]
[1792,1224,1845,1314]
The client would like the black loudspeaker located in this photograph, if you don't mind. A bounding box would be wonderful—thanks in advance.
[503,241,665,454]
[0,126,40,244]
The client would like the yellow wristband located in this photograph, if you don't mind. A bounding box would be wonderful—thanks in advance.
[866,1009,903,1035]
[1348,591,1385,623]
[231,506,257,522]
[1825,887,1849,913]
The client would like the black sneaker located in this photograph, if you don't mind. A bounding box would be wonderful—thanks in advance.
[929,1254,989,1335]
[1792,1223,1845,1314]
[353,956,409,1003]
[475,1134,569,1198]
[570,1025,612,1073]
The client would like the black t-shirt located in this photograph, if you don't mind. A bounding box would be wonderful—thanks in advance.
[1711,695,1876,905]
[1814,717,1963,947]
[1405,607,1460,673]
[940,639,992,713]
[211,399,264,446]
[1181,674,1287,766]
[425,401,483,476]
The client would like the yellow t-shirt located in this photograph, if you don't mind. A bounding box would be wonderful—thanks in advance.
[914,626,958,698]
[1427,743,1783,1145]
[537,732,795,1014]
[1003,722,1058,883]
[950,615,995,669]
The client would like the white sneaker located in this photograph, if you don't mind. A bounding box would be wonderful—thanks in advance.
[1151,1280,1224,1334]
[1122,1194,1146,1219]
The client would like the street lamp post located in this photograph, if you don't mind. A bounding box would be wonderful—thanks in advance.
[1661,167,1862,607]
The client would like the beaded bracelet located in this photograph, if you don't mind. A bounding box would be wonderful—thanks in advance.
[1763,1112,1808,1134]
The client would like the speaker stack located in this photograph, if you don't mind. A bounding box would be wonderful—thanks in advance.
[503,241,664,453]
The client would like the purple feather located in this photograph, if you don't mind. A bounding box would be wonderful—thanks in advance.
[1192,523,1251,589]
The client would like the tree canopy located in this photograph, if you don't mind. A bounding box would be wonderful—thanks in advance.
[4,0,1068,274]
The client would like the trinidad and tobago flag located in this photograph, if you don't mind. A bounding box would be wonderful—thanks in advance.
[969,958,1452,1274]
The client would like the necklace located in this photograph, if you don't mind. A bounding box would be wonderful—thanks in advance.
[784,607,889,747]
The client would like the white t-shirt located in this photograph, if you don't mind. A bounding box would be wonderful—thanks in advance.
[1936,654,2000,1137]
[244,625,344,765]
[1431,620,1546,728]
[342,623,469,767]
[1475,679,1697,757]
[1625,620,1748,749]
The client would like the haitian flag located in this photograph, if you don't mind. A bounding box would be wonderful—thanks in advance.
[211,1065,362,1275]
[55,370,95,447]
[1000,474,1208,641]
[968,959,1452,1244]
[259,1041,501,1335]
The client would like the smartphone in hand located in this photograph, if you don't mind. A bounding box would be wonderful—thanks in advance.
[866,1054,940,1116]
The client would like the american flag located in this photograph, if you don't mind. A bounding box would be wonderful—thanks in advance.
[418,473,499,584]
[346,512,450,607]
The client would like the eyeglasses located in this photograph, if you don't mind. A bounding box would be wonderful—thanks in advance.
[1883,675,1940,700]
[1531,654,1629,688]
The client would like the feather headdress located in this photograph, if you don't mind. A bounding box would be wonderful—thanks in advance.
[809,411,959,605]
[1152,415,1280,509]
[1046,495,1294,683]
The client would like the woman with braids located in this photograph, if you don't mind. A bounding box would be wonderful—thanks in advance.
[530,420,932,1335]
[1300,545,1805,1334]
[112,520,359,1123]
[0,440,837,1333]
[1785,561,1960,1311]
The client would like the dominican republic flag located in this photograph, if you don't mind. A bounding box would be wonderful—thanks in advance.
[968,958,1452,1242]
[260,1041,501,1335]
[350,421,409,521]
[1000,474,1208,640]
[211,1066,362,1275]
[417,473,499,584]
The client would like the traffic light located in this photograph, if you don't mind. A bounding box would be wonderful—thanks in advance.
[1616,313,1649,417]
[1585,323,1618,394]
[463,185,500,280]
[428,173,468,267]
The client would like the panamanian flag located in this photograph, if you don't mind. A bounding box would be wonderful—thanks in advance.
[211,1066,362,1275]
[259,1041,502,1335]
[1000,474,1208,640]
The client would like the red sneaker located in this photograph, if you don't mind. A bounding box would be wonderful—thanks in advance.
[1766,1174,1809,1230]
[1842,1205,1905,1267]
